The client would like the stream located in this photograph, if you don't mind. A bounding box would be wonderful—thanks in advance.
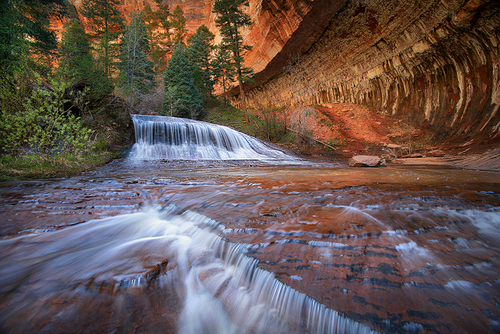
[0,116,499,333]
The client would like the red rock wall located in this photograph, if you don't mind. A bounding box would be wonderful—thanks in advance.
[240,0,314,71]
[243,0,500,141]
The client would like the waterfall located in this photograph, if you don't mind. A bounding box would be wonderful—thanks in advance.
[129,115,294,160]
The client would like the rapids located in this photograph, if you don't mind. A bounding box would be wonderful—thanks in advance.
[0,116,499,333]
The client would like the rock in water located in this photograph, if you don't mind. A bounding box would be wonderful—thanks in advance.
[348,155,385,167]
[427,149,446,157]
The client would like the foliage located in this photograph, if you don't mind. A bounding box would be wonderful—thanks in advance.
[141,2,188,71]
[0,75,131,181]
[0,0,134,180]
[212,0,253,79]
[81,0,124,79]
[211,45,236,99]
[142,1,171,72]
[0,0,66,77]
[170,5,187,47]
[0,77,94,156]
[118,10,156,105]
[212,0,253,121]
[258,107,288,142]
[0,1,27,76]
[204,101,293,148]
[205,99,254,132]
[0,151,115,181]
[57,19,113,103]
[58,20,94,80]
[187,25,215,97]
[163,45,204,119]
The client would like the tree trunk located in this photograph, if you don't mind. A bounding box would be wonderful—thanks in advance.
[239,80,248,123]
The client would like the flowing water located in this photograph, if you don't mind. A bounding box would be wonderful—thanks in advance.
[0,116,499,334]
[129,115,293,161]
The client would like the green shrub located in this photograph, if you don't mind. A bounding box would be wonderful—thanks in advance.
[0,77,94,156]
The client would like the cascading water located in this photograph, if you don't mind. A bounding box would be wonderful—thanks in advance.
[129,115,294,161]
[0,205,375,334]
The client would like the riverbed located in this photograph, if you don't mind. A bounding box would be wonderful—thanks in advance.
[1,158,499,333]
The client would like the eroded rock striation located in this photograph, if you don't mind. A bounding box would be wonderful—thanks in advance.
[242,0,500,144]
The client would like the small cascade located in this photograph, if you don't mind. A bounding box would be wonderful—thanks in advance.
[129,115,294,160]
[0,205,377,334]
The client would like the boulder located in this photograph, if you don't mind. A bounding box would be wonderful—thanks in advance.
[348,155,385,167]
[427,149,446,157]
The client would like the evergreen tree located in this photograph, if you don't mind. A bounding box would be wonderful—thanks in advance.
[0,0,67,131]
[187,25,215,97]
[81,0,124,79]
[212,0,253,122]
[170,5,187,47]
[211,44,236,102]
[118,11,155,105]
[58,19,94,82]
[142,0,171,72]
[163,45,204,119]
[57,19,113,102]
[0,2,26,77]
[0,0,66,77]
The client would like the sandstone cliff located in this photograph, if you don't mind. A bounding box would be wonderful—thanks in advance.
[241,0,500,144]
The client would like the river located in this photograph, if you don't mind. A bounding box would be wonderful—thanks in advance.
[0,116,499,333]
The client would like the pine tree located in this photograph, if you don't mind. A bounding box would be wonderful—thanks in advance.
[57,19,112,103]
[58,20,94,81]
[187,25,215,97]
[142,1,171,72]
[0,0,67,128]
[0,0,66,76]
[170,5,187,47]
[211,44,236,102]
[212,0,253,122]
[163,45,204,119]
[81,0,124,79]
[118,11,155,106]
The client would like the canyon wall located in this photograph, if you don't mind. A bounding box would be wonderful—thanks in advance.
[70,0,313,73]
[242,0,500,142]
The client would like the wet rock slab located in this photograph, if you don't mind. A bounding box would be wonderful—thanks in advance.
[1,161,500,333]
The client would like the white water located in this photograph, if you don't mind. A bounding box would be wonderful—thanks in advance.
[129,115,295,161]
[0,205,376,334]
